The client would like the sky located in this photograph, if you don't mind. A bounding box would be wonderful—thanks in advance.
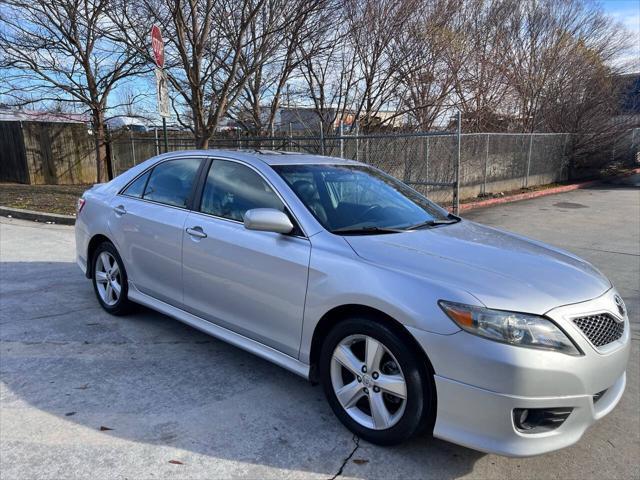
[600,0,640,70]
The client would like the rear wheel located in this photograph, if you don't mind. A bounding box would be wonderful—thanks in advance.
[320,317,436,445]
[91,242,132,315]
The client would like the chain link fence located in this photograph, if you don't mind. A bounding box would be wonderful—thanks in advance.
[109,127,639,211]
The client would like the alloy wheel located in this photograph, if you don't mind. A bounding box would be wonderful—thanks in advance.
[330,334,407,430]
[94,251,121,306]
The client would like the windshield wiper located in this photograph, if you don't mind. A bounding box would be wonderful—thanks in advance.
[331,226,407,235]
[407,214,461,230]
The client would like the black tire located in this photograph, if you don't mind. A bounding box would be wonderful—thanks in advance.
[319,317,436,445]
[91,241,132,315]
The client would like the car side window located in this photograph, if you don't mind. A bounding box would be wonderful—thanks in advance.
[200,160,284,222]
[122,170,151,198]
[142,158,201,208]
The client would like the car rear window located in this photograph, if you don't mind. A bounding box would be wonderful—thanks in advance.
[142,158,201,208]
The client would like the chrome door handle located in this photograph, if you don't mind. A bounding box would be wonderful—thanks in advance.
[113,205,126,215]
[186,226,207,239]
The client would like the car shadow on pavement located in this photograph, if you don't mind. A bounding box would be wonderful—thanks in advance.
[1,260,484,478]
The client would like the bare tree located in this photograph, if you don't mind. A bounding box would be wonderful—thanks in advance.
[111,0,322,147]
[447,0,514,132]
[344,0,414,132]
[393,0,461,131]
[0,0,147,181]
[113,85,150,119]
[500,0,626,133]
[538,34,633,174]
[295,8,360,136]
[228,0,326,136]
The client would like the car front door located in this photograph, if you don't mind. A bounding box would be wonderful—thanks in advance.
[109,156,202,307]
[181,159,311,357]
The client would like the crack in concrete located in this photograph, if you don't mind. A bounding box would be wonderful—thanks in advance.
[328,434,360,480]
[24,306,96,321]
[571,246,640,257]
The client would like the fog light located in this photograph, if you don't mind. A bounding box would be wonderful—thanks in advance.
[513,407,573,433]
[516,408,530,428]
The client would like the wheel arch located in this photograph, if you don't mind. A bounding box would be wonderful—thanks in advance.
[308,304,435,383]
[85,233,114,278]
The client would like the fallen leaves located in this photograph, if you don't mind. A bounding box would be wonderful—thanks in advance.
[168,460,184,465]
[99,426,113,431]
[352,458,369,465]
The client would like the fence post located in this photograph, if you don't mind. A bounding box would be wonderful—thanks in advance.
[355,122,359,161]
[319,121,325,155]
[454,111,461,214]
[289,122,293,152]
[561,134,569,180]
[482,134,490,195]
[130,131,137,166]
[154,128,160,156]
[425,136,429,195]
[271,122,275,150]
[162,117,169,153]
[525,132,533,187]
[339,121,344,158]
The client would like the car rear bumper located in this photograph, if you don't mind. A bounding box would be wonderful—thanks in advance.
[75,216,90,276]
[407,289,631,456]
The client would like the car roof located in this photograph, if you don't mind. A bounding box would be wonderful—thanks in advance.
[169,149,363,167]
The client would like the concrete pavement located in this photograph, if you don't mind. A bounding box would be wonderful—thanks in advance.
[0,177,638,479]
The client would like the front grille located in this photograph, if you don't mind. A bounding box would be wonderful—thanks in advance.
[573,313,624,348]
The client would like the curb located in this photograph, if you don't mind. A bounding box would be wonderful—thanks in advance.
[0,206,76,225]
[459,167,640,213]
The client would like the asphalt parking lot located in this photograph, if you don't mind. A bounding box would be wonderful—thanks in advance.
[1,176,638,480]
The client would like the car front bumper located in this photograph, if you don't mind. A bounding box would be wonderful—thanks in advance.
[408,289,631,456]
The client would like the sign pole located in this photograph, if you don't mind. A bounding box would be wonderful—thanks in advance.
[162,117,168,153]
[151,25,169,153]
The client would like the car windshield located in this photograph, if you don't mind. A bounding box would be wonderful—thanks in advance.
[274,164,453,234]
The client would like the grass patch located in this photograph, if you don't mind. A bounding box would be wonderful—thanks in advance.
[0,183,91,216]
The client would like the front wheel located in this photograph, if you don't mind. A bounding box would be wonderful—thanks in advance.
[320,317,436,445]
[91,242,132,315]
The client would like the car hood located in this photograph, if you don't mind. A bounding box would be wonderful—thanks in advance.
[343,220,610,315]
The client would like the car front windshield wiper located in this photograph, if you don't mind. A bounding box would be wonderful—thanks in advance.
[407,214,461,230]
[331,225,408,235]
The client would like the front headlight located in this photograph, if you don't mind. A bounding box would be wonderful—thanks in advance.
[439,301,580,355]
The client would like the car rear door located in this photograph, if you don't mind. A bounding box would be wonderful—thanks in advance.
[109,156,203,307]
[181,158,311,357]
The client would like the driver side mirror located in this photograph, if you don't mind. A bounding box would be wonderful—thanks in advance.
[244,208,294,234]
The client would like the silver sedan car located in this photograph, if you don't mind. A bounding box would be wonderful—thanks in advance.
[75,150,630,456]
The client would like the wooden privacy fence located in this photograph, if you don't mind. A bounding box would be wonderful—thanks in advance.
[0,121,96,185]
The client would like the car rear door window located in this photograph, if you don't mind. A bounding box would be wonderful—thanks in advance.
[122,170,151,198]
[142,158,201,208]
[200,160,284,222]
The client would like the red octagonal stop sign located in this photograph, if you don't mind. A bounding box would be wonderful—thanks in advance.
[151,25,164,68]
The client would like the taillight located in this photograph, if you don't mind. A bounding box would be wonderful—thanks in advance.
[76,198,86,215]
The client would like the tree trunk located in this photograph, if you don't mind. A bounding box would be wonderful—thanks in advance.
[196,135,209,149]
[92,110,109,183]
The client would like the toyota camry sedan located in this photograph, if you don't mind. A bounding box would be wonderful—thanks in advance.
[75,150,630,456]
